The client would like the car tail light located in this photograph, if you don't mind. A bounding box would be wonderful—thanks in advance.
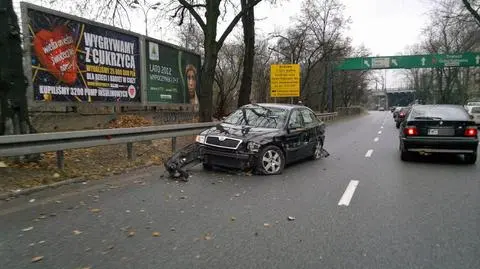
[399,112,405,117]
[404,126,418,136]
[464,127,478,137]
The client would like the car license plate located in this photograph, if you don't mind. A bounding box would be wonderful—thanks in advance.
[428,129,439,135]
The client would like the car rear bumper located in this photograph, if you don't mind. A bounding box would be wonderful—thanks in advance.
[402,137,479,154]
[199,145,255,169]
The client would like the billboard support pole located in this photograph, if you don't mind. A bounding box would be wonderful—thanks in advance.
[140,36,147,107]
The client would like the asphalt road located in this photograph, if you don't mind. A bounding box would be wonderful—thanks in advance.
[0,111,479,269]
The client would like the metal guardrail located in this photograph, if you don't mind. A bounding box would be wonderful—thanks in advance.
[0,113,338,169]
[316,112,338,122]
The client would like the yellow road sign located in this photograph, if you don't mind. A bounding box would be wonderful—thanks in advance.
[270,64,300,97]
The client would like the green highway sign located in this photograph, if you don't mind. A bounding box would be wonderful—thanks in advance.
[336,52,480,70]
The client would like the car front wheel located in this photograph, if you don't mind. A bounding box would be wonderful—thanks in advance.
[256,145,285,175]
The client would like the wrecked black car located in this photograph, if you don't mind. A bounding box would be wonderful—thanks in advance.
[196,103,327,175]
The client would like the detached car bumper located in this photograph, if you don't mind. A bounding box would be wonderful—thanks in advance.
[402,137,479,154]
[199,144,256,169]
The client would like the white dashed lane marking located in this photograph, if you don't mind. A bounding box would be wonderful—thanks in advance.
[338,180,359,206]
[365,149,374,157]
[374,137,379,142]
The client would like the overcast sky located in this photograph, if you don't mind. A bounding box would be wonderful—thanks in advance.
[14,0,434,87]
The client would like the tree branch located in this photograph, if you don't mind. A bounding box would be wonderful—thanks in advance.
[217,0,263,51]
[462,0,480,26]
[177,0,207,31]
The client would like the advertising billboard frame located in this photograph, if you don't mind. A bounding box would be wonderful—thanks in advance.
[20,2,146,108]
[143,37,202,106]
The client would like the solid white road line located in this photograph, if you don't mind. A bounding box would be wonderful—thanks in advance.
[338,180,359,206]
[378,130,382,134]
[381,126,384,129]
[365,149,373,157]
[374,137,379,142]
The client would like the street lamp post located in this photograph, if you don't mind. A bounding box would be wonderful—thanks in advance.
[130,0,160,36]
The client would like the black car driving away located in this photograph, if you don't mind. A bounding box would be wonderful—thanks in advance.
[196,103,326,175]
[395,106,410,128]
[399,104,478,164]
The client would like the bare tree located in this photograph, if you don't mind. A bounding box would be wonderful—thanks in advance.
[177,14,204,55]
[297,0,350,97]
[335,44,371,107]
[167,0,264,122]
[48,0,135,29]
[414,0,480,104]
[214,42,243,118]
[236,0,256,108]
[251,37,274,103]
[268,0,352,109]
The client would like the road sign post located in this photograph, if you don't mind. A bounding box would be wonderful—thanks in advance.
[270,64,300,98]
[336,52,480,71]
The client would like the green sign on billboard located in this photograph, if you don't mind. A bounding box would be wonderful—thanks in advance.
[336,52,480,70]
[146,40,201,106]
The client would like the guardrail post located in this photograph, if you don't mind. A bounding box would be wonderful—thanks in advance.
[56,150,65,170]
[171,137,177,152]
[127,142,134,160]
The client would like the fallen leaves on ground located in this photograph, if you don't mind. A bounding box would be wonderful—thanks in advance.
[264,223,271,228]
[203,233,213,241]
[127,230,136,237]
[31,256,44,263]
[22,226,34,232]
[90,208,101,213]
[0,135,195,192]
[152,232,161,237]
[73,230,83,235]
[107,115,153,128]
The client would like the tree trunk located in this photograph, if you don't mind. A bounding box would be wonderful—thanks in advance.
[237,0,255,107]
[198,2,221,122]
[0,0,39,161]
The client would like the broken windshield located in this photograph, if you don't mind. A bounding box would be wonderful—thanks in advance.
[223,106,288,129]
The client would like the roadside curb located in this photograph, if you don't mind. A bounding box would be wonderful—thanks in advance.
[0,177,85,200]
[0,163,162,201]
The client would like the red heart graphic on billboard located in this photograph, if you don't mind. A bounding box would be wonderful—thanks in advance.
[33,26,77,85]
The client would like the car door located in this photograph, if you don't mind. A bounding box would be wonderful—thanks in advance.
[299,108,320,157]
[284,109,309,162]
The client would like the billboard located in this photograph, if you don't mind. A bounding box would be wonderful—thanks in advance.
[270,64,300,97]
[146,39,201,106]
[24,5,141,103]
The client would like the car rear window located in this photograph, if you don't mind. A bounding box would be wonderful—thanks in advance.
[471,106,480,113]
[409,106,469,121]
